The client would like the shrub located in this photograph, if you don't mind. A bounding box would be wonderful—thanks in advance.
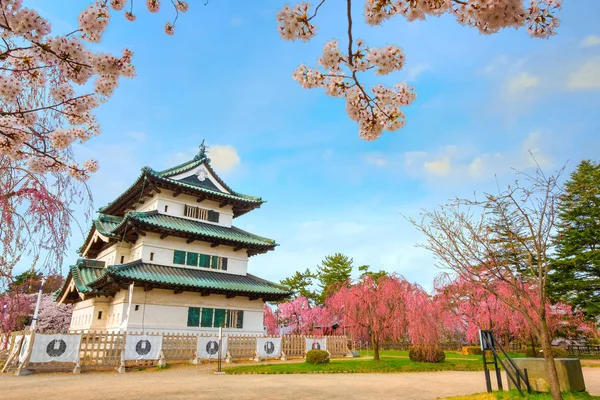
[306,350,330,365]
[409,346,446,363]
[462,346,482,355]
[524,347,569,358]
[524,347,542,357]
[551,347,569,358]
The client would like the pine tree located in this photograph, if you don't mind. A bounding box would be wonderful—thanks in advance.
[550,160,600,320]
[316,253,353,304]
[279,269,318,305]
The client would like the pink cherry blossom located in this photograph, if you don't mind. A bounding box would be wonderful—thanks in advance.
[279,0,561,139]
[146,0,160,13]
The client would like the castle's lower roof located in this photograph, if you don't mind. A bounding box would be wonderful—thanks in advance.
[81,211,277,258]
[58,259,291,303]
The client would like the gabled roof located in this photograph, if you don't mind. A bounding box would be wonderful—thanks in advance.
[58,259,292,303]
[57,259,113,303]
[99,150,264,218]
[80,210,278,258]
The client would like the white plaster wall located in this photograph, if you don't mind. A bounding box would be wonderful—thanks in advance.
[155,191,234,228]
[134,195,158,213]
[70,299,96,331]
[81,287,265,334]
[129,233,248,275]
[124,288,265,334]
[97,242,133,266]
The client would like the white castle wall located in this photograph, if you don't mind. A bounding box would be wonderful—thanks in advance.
[70,287,265,335]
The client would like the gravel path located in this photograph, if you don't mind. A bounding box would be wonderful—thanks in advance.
[1,365,598,400]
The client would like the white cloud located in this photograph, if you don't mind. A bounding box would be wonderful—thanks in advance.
[124,131,147,142]
[363,152,388,167]
[581,35,600,48]
[406,64,431,81]
[567,60,600,90]
[207,145,241,173]
[507,72,540,95]
[403,132,552,183]
[424,157,451,176]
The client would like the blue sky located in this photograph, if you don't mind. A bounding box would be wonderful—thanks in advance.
[17,0,600,290]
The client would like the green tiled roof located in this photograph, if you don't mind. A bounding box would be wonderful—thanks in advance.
[94,260,291,297]
[105,210,277,249]
[59,259,291,301]
[148,170,263,203]
[57,259,107,297]
[155,154,206,178]
[98,153,264,216]
[95,214,122,236]
[72,259,106,293]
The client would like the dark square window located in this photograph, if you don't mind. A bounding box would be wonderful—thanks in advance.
[214,309,226,328]
[173,250,186,265]
[187,307,200,327]
[201,308,214,327]
[186,252,199,267]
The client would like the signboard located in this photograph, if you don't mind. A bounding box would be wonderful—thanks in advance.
[479,330,494,351]
[29,334,82,364]
[197,336,228,359]
[305,337,327,352]
[123,334,163,361]
[256,337,281,359]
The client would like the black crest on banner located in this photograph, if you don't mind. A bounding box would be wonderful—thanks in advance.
[46,339,67,357]
[311,342,321,350]
[135,340,152,356]
[264,341,275,355]
[206,340,219,355]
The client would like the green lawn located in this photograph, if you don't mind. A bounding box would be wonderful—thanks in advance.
[357,349,525,360]
[441,390,600,400]
[224,357,483,375]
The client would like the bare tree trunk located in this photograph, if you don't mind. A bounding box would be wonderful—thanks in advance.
[371,335,380,361]
[540,319,562,400]
[530,333,537,356]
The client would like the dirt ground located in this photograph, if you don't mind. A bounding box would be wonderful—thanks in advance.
[0,365,598,400]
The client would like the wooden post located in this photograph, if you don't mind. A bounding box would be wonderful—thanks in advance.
[158,351,166,367]
[15,332,34,376]
[116,332,126,373]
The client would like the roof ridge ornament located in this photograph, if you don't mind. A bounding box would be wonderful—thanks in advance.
[194,139,211,163]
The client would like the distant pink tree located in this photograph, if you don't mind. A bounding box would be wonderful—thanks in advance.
[35,294,72,332]
[436,276,591,349]
[0,293,33,335]
[327,275,411,361]
[264,304,279,335]
[273,296,332,335]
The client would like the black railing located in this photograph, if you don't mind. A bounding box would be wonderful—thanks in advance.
[568,345,600,358]
[480,330,531,397]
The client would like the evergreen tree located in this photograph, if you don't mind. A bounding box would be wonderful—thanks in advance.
[550,160,600,320]
[279,269,318,305]
[316,253,353,304]
[358,265,388,281]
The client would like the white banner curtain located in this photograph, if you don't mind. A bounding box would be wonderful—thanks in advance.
[256,337,282,359]
[305,337,327,352]
[9,335,23,361]
[29,334,82,363]
[123,334,163,361]
[196,336,228,359]
[18,334,32,363]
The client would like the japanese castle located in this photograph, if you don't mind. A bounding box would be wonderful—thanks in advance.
[57,142,291,334]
